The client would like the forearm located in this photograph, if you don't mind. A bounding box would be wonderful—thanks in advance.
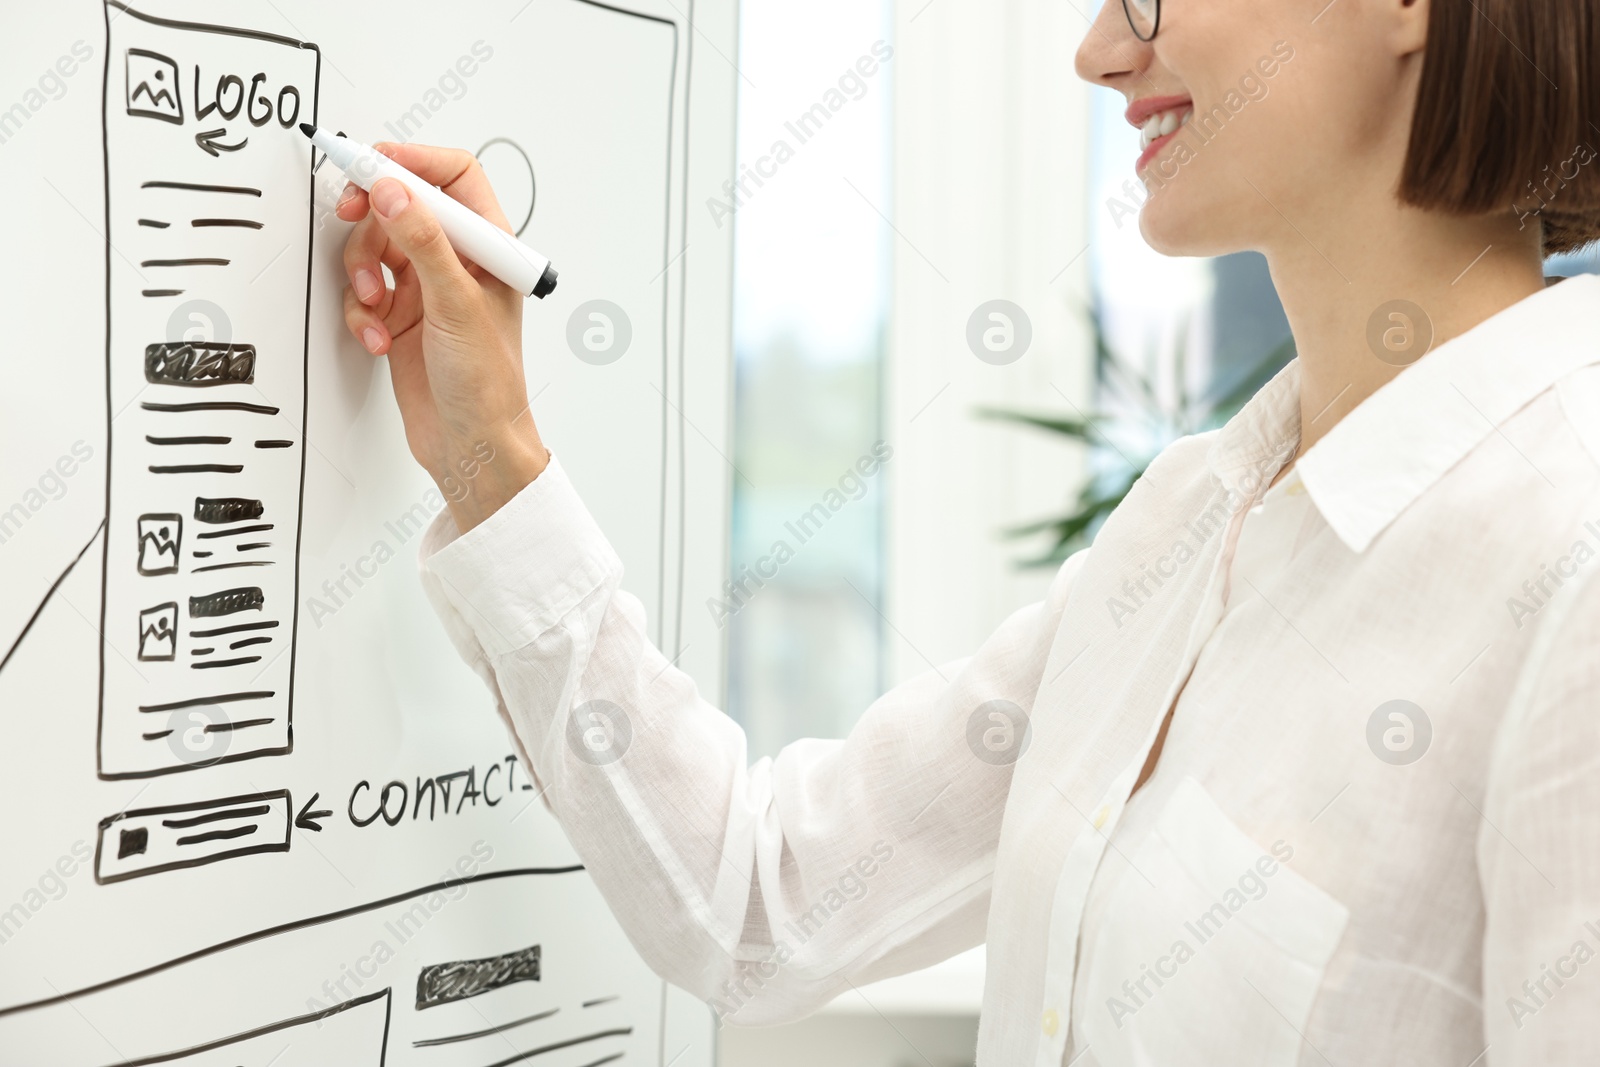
[419,455,1084,1021]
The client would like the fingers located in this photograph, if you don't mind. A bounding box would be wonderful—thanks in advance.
[334,142,505,349]
[341,253,425,347]
[373,142,512,232]
[342,208,406,307]
[334,182,368,223]
[341,214,427,356]
[365,177,480,311]
[343,283,391,355]
[342,270,426,349]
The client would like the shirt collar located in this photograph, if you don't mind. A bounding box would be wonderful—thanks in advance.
[1205,357,1303,503]
[1297,273,1600,553]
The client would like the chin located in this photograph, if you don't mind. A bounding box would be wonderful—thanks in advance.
[1136,184,1208,256]
[1136,177,1247,258]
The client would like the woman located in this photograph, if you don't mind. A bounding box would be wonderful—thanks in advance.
[334,0,1600,1061]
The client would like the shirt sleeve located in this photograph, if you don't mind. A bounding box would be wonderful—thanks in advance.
[417,452,1087,1025]
[1480,565,1600,1064]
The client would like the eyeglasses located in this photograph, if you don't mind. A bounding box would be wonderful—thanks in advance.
[1122,0,1160,41]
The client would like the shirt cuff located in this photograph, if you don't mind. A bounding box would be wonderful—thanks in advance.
[418,452,624,658]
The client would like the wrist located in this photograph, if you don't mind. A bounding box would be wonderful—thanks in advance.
[439,430,549,533]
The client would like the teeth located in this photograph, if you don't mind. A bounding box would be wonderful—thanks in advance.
[1139,107,1193,150]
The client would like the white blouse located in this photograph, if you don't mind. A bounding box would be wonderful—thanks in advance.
[418,273,1600,1066]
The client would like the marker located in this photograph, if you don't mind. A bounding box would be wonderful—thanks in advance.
[300,124,558,299]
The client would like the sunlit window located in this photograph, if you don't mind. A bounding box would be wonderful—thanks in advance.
[724,0,894,759]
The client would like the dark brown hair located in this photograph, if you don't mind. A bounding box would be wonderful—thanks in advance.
[1401,0,1600,254]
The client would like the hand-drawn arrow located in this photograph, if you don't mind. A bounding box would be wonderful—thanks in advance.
[196,128,248,157]
[295,792,333,832]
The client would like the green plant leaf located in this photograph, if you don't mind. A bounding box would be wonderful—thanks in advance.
[972,406,1099,442]
[980,294,1292,567]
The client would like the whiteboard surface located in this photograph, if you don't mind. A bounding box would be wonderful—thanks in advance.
[0,1,736,1063]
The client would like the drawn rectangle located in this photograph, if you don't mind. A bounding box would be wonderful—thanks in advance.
[94,790,291,884]
[137,513,183,574]
[137,602,179,660]
[98,1,318,779]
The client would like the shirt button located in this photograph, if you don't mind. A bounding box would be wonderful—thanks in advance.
[1041,1008,1059,1036]
[1092,804,1111,830]
[1286,479,1306,496]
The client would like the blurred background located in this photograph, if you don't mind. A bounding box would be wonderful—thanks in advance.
[716,1,1600,1064]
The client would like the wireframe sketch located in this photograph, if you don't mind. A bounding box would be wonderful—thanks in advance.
[0,0,720,1063]
[98,0,318,779]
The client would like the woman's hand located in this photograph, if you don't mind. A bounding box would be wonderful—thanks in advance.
[336,142,548,533]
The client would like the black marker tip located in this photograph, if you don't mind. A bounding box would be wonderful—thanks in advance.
[298,122,316,139]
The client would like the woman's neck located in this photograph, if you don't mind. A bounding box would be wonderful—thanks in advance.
[1262,203,1547,485]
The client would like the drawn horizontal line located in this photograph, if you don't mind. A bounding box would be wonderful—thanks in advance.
[189,622,278,638]
[162,804,271,829]
[144,401,279,414]
[196,523,273,540]
[150,464,244,474]
[70,990,390,1067]
[207,717,273,732]
[192,218,263,229]
[191,656,263,669]
[142,289,184,297]
[192,647,214,656]
[581,996,619,1008]
[0,867,586,1018]
[254,440,293,448]
[139,691,274,713]
[141,729,173,741]
[137,218,170,228]
[175,824,258,846]
[478,1028,633,1067]
[192,551,212,558]
[193,561,273,572]
[146,435,230,446]
[413,1007,560,1048]
[141,258,230,268]
[142,180,262,196]
[236,543,271,551]
[229,636,271,649]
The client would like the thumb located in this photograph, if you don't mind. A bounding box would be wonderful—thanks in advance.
[368,177,475,304]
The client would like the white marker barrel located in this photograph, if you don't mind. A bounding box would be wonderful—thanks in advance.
[310,127,558,298]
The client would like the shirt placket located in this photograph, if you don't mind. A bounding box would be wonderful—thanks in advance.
[1032,485,1254,1067]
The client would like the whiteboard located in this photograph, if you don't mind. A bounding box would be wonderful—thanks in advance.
[0,0,736,1063]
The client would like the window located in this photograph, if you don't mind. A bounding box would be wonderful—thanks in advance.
[724,0,894,759]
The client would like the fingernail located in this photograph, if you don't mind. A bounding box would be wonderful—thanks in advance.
[336,183,358,208]
[371,179,408,219]
[361,327,384,353]
[354,269,380,302]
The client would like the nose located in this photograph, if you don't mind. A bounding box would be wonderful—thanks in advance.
[1075,0,1151,88]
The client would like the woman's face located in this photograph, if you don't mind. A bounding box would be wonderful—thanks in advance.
[1075,0,1420,259]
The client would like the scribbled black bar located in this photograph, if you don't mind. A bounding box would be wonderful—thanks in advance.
[415,943,541,1010]
[194,497,263,524]
[145,342,256,386]
[189,586,264,618]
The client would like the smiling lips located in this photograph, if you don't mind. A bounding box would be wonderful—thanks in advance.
[1127,94,1195,172]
